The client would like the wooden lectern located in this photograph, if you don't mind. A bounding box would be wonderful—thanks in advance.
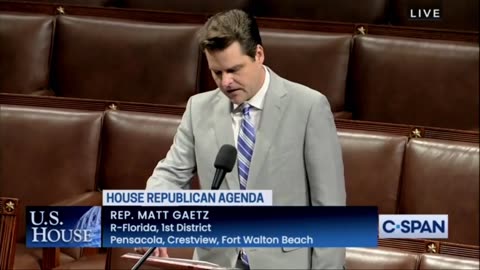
[0,197,19,270]
[121,253,226,270]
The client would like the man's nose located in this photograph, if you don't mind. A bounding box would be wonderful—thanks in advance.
[221,73,233,89]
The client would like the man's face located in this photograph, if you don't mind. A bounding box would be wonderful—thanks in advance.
[205,42,265,105]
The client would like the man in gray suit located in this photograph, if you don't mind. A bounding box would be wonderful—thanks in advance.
[144,9,346,269]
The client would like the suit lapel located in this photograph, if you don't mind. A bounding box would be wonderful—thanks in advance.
[213,92,240,190]
[248,70,288,187]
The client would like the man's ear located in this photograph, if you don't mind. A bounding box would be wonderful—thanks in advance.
[255,45,265,64]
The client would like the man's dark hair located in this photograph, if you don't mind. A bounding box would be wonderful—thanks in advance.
[198,9,262,59]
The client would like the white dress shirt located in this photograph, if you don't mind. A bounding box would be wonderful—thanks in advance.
[231,66,270,146]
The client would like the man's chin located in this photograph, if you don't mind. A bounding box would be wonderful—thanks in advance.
[230,96,246,105]
[223,92,245,105]
[231,99,243,105]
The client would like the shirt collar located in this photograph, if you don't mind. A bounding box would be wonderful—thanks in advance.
[233,65,270,112]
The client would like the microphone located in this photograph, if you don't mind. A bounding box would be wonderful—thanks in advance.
[131,248,156,270]
[131,145,237,269]
[211,144,237,190]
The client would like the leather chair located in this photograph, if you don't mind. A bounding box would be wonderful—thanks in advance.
[348,35,479,130]
[338,129,407,213]
[56,109,185,269]
[99,110,182,190]
[252,0,390,24]
[101,110,197,269]
[0,105,103,269]
[52,15,201,105]
[399,138,479,246]
[119,0,253,14]
[418,253,480,269]
[0,12,54,95]
[346,247,420,269]
[1,0,117,6]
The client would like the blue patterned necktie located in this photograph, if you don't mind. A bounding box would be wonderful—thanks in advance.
[237,103,255,190]
[237,103,255,268]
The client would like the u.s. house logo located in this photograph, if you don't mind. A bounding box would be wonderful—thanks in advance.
[27,206,101,247]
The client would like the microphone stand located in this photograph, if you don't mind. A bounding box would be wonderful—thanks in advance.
[131,144,236,269]
[131,247,156,270]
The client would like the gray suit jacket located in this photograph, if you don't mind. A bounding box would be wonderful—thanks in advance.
[146,68,346,269]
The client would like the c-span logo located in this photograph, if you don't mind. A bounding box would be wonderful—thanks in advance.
[379,215,448,239]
